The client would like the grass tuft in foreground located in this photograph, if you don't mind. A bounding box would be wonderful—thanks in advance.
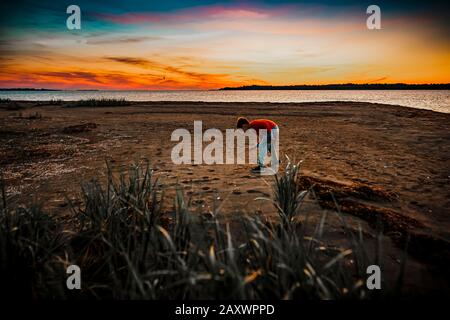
[0,160,406,299]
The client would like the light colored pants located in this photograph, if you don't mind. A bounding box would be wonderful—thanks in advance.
[257,126,279,167]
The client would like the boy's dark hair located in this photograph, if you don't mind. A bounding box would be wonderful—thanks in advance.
[236,117,249,128]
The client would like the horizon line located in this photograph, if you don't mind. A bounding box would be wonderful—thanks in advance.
[1,83,450,91]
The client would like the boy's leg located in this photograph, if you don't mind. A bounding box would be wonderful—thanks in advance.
[270,127,279,166]
[257,131,268,167]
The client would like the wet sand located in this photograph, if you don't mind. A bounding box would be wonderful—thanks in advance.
[1,100,449,296]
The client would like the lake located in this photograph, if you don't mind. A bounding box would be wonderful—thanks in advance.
[1,89,449,113]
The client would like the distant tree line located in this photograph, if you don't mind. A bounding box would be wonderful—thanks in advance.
[219,83,450,90]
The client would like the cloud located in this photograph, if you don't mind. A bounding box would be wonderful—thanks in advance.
[104,56,151,67]
[96,12,162,25]
[86,36,162,45]
[95,5,275,25]
[367,77,388,83]
[103,55,243,86]
[39,71,102,81]
[0,70,155,90]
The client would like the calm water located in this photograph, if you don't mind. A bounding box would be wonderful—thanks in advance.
[1,90,449,113]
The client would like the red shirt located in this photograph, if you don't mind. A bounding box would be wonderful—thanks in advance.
[249,119,278,135]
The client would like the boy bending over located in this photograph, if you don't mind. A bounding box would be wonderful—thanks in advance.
[236,117,279,173]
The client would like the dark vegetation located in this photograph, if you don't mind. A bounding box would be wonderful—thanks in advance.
[220,83,450,90]
[0,160,407,299]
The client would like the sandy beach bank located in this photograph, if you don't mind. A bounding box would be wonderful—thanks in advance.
[1,100,449,296]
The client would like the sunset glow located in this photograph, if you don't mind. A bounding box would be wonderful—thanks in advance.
[0,1,449,89]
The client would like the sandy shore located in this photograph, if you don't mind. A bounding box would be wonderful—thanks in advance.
[1,100,449,296]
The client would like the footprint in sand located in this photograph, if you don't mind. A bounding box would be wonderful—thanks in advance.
[247,189,271,197]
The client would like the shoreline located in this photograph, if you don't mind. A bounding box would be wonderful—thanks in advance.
[0,99,450,114]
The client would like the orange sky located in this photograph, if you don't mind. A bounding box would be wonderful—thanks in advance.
[1,3,449,89]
